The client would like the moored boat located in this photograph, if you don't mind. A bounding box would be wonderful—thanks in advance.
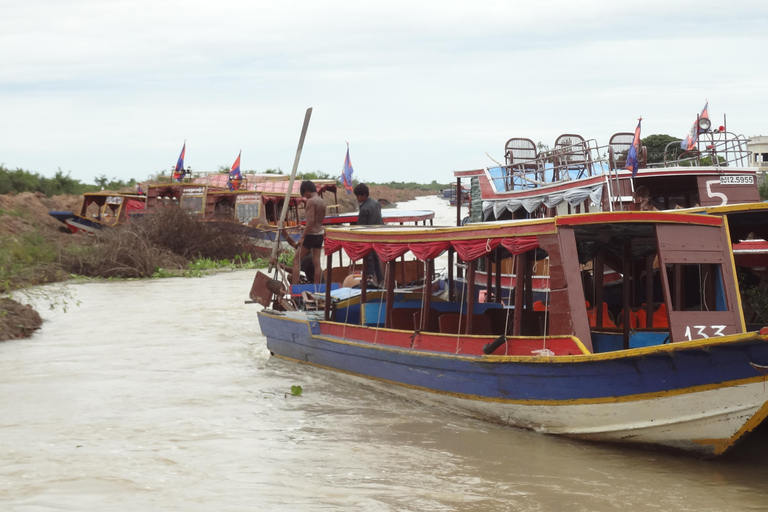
[257,211,768,457]
[50,192,147,234]
[455,114,768,320]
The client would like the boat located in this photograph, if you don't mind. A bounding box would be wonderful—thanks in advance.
[145,173,435,256]
[453,116,768,314]
[257,210,768,457]
[50,192,147,234]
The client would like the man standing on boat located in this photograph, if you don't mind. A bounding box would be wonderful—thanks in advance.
[354,183,384,284]
[292,180,327,285]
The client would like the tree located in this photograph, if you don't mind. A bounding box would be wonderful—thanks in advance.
[300,170,332,180]
[759,172,768,201]
[94,174,109,189]
[642,134,681,164]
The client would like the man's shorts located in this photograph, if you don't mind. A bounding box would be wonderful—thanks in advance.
[302,233,324,249]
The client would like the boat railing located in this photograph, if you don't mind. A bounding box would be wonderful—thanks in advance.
[662,132,751,168]
[496,138,611,192]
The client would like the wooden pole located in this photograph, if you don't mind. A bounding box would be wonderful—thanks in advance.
[456,177,462,227]
[466,260,476,334]
[361,257,368,306]
[645,255,654,328]
[622,242,632,350]
[513,254,525,336]
[385,260,396,329]
[485,255,493,302]
[268,107,313,273]
[324,252,333,321]
[424,259,433,332]
[448,248,455,302]
[494,249,502,304]
[595,251,605,327]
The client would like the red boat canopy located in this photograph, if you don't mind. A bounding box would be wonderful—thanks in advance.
[324,212,722,262]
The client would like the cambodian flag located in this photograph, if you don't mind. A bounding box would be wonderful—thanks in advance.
[174,142,186,181]
[341,143,354,194]
[681,101,709,151]
[625,118,642,178]
[229,151,242,190]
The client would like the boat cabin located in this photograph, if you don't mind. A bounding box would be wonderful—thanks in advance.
[318,212,743,355]
[72,192,146,227]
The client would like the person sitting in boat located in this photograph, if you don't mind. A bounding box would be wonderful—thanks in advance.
[633,186,658,211]
[354,183,384,284]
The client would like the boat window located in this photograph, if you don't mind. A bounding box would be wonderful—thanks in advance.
[236,202,261,224]
[665,263,726,312]
[181,196,203,212]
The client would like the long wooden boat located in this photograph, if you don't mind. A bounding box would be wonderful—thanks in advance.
[257,211,768,457]
[454,117,768,321]
[146,175,435,256]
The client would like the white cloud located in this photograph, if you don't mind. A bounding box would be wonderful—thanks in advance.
[1,0,768,183]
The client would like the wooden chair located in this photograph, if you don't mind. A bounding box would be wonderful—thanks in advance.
[609,132,648,171]
[504,138,540,190]
[553,134,591,179]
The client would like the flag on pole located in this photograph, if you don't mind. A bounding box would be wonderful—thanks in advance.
[341,143,354,194]
[173,142,186,182]
[625,118,642,178]
[228,151,242,190]
[681,101,709,151]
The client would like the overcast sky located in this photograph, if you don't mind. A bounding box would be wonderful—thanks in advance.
[2,0,767,185]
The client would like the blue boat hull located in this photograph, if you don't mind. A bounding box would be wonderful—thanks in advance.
[258,311,768,456]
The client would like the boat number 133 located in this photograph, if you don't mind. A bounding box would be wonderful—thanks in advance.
[684,325,727,340]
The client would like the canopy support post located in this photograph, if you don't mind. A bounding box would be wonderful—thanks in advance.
[385,260,396,329]
[324,252,333,321]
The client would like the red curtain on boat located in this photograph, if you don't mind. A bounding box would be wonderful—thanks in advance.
[324,240,374,261]
[451,238,502,261]
[408,241,451,261]
[324,238,343,255]
[373,243,410,263]
[326,236,540,261]
[500,236,539,255]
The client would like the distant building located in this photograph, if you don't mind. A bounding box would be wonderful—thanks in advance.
[748,135,768,169]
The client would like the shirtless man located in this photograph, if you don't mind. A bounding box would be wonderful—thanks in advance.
[293,180,327,285]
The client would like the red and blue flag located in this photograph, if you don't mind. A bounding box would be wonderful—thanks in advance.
[625,118,642,177]
[173,142,186,181]
[341,143,354,194]
[681,101,709,151]
[229,151,242,190]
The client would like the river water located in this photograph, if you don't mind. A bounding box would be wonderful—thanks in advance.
[2,196,768,511]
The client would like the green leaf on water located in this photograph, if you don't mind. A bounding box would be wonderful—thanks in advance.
[290,385,303,397]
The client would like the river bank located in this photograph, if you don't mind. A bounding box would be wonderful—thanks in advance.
[0,186,441,341]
